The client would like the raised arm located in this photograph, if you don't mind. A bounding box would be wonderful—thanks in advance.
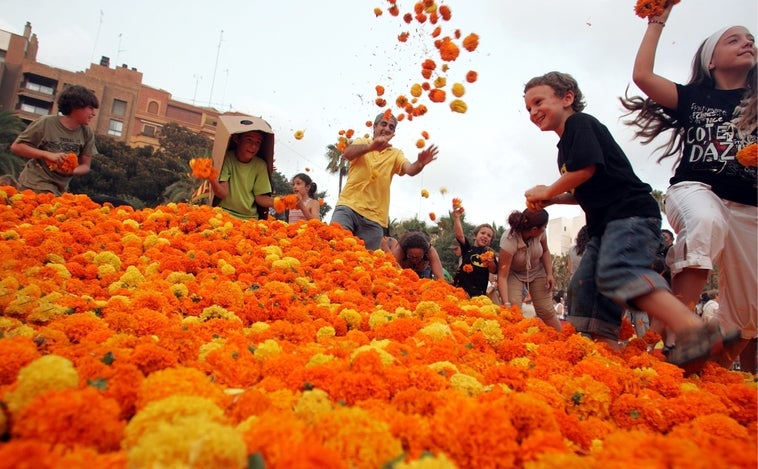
[402,144,439,176]
[632,5,678,109]
[452,206,466,245]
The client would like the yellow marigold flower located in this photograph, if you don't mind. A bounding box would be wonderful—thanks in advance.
[419,322,452,339]
[316,325,336,339]
[254,339,282,359]
[374,7,382,17]
[410,83,423,97]
[450,99,467,113]
[433,76,447,88]
[369,310,392,329]
[452,82,465,97]
[294,129,305,140]
[126,416,246,469]
[450,372,484,397]
[351,344,395,366]
[421,188,430,198]
[5,355,79,414]
[199,305,241,323]
[428,361,459,375]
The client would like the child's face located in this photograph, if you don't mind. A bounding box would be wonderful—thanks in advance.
[524,85,574,135]
[70,105,97,126]
[292,177,308,194]
[710,26,756,75]
[474,227,494,247]
[234,132,263,163]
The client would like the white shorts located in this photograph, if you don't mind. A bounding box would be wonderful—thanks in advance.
[664,181,757,339]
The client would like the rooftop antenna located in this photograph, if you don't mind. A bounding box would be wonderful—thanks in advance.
[192,74,202,105]
[90,10,104,64]
[220,68,229,109]
[115,33,126,65]
[208,29,223,107]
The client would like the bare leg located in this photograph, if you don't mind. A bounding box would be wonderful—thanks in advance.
[738,338,758,374]
[671,267,709,310]
[633,289,701,335]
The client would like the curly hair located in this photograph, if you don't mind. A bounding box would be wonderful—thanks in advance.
[524,71,587,113]
[57,85,99,115]
[398,231,430,254]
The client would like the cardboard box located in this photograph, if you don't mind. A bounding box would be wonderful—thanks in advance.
[211,114,275,176]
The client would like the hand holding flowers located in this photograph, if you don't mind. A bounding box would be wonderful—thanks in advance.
[189,158,219,180]
[46,152,78,175]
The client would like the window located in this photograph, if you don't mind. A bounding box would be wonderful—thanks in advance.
[147,101,159,114]
[142,124,156,137]
[111,99,127,116]
[108,119,123,137]
[20,102,49,115]
[25,82,55,95]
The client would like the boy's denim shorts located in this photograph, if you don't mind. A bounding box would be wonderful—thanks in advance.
[567,217,670,339]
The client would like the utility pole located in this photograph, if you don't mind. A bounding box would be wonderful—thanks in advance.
[208,30,223,107]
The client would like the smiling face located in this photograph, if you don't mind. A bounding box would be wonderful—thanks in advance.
[524,84,575,136]
[709,26,757,76]
[473,226,494,247]
[372,116,396,138]
[70,105,97,126]
[233,131,264,163]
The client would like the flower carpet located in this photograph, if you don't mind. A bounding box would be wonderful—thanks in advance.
[0,188,755,468]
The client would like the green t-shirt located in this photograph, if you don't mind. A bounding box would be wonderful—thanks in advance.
[218,151,271,220]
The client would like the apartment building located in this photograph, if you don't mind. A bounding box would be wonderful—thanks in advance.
[0,21,223,148]
[547,214,586,256]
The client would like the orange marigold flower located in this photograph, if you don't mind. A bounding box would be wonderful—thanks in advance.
[397,113,405,121]
[437,37,460,62]
[383,109,394,121]
[345,129,355,138]
[373,7,382,17]
[736,143,757,167]
[189,158,219,180]
[395,95,409,108]
[365,121,373,127]
[634,0,680,19]
[416,139,426,149]
[421,130,430,139]
[388,5,399,16]
[431,26,441,38]
[415,12,427,23]
[466,70,478,83]
[294,130,305,140]
[452,197,463,209]
[398,32,409,42]
[450,99,467,114]
[403,13,413,23]
[421,82,431,91]
[463,264,474,273]
[439,5,452,20]
[429,212,436,221]
[429,89,446,103]
[480,250,495,263]
[462,33,480,52]
[375,98,387,107]
[47,152,79,174]
[375,85,385,96]
[422,58,436,71]
[421,68,433,80]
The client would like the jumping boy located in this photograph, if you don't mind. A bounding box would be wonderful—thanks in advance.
[11,84,99,195]
[522,71,739,374]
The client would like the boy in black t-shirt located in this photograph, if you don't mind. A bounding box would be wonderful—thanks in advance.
[522,71,738,374]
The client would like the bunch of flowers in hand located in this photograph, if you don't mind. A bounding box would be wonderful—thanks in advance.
[47,153,78,174]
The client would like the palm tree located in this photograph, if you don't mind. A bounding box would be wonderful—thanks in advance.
[324,143,349,195]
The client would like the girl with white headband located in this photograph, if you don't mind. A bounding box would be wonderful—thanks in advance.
[621,3,757,374]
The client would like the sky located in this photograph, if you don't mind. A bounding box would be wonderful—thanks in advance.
[1,0,756,230]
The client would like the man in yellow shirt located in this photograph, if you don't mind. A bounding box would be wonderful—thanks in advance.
[330,112,439,250]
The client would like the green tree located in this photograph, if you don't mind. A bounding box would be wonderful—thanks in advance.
[158,122,212,161]
[0,111,27,182]
[324,143,348,195]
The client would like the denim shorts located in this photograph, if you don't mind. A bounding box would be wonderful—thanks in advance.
[329,205,385,250]
[567,216,670,340]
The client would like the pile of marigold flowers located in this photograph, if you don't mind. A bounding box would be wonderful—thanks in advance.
[0,187,755,469]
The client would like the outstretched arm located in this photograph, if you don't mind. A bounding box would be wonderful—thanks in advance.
[452,206,466,245]
[632,4,678,109]
[403,144,439,176]
[524,166,595,208]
